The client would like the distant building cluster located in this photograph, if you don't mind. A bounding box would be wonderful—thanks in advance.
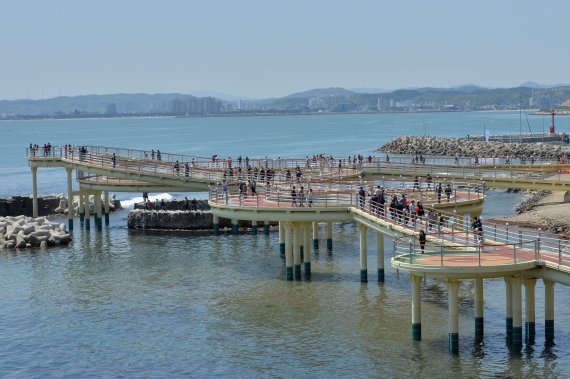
[169,97,221,115]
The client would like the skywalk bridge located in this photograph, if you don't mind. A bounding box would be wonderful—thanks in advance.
[26,145,570,353]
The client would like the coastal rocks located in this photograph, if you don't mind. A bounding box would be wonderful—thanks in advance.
[0,194,121,217]
[0,215,72,250]
[128,209,222,230]
[515,191,550,213]
[380,135,565,159]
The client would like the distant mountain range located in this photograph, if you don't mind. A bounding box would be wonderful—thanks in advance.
[1,83,570,117]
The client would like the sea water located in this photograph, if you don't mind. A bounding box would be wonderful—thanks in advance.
[0,112,569,377]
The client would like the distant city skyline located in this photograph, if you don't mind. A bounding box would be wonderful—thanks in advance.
[1,0,569,101]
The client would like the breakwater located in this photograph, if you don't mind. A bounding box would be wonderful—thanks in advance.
[0,215,71,249]
[0,195,121,217]
[380,135,566,159]
[128,200,260,230]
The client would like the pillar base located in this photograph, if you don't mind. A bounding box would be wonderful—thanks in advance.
[68,219,73,231]
[545,320,554,342]
[378,268,385,283]
[449,333,459,354]
[279,243,285,254]
[286,267,293,281]
[97,218,103,230]
[304,262,311,278]
[213,224,220,236]
[326,238,333,251]
[264,224,270,235]
[525,322,535,344]
[512,326,523,348]
[294,265,301,280]
[79,213,84,223]
[475,317,484,338]
[85,219,91,231]
[506,317,513,339]
[231,224,238,235]
[360,269,368,283]
[105,213,110,225]
[412,323,421,341]
[252,225,258,235]
[313,239,319,249]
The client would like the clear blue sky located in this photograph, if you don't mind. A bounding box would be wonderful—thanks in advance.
[1,0,568,100]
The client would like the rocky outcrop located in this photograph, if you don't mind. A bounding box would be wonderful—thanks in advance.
[0,194,121,217]
[515,191,550,213]
[127,209,254,230]
[133,199,210,211]
[380,136,566,159]
[0,215,72,249]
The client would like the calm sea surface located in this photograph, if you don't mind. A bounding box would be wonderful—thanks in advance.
[1,112,569,377]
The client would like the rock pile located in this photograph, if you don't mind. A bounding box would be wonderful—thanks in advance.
[0,215,72,249]
[380,136,566,159]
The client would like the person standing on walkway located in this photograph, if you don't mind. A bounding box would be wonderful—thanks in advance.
[307,188,313,207]
[445,184,452,202]
[291,186,298,207]
[436,183,443,203]
[299,186,305,207]
[419,230,427,253]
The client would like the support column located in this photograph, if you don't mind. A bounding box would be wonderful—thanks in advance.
[285,222,293,281]
[213,215,220,236]
[326,221,333,251]
[359,223,368,283]
[264,221,270,235]
[512,277,523,349]
[31,166,38,218]
[279,222,285,254]
[475,278,484,339]
[312,222,319,249]
[104,190,110,225]
[505,277,513,340]
[447,280,460,354]
[251,220,258,235]
[524,278,536,344]
[377,232,385,283]
[544,279,555,343]
[84,194,91,231]
[411,274,422,341]
[79,192,85,225]
[293,223,302,280]
[303,222,312,278]
[231,218,238,235]
[66,167,73,230]
[95,192,103,230]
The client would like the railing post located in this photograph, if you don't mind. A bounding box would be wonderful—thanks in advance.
[513,245,517,264]
[506,223,509,244]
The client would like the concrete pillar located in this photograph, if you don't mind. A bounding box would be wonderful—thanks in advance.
[213,214,220,236]
[474,278,484,339]
[326,221,333,251]
[359,223,368,283]
[544,279,555,343]
[279,222,285,254]
[512,277,523,349]
[31,166,38,218]
[66,167,73,230]
[95,191,103,230]
[251,220,258,235]
[285,222,293,281]
[447,280,460,354]
[377,232,385,283]
[264,221,270,235]
[411,274,422,341]
[104,190,110,225]
[505,277,512,340]
[231,218,238,235]
[312,222,319,249]
[303,222,311,278]
[524,278,537,344]
[84,194,91,231]
[293,222,302,280]
[79,192,85,225]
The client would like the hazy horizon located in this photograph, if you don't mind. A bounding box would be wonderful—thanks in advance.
[2,0,569,101]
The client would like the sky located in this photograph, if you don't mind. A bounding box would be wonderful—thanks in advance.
[1,0,569,100]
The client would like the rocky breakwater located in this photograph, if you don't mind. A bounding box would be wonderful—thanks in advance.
[0,215,72,249]
[128,200,256,230]
[380,135,565,159]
